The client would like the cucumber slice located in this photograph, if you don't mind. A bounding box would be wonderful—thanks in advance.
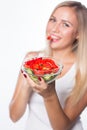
[29,75,39,83]
[25,68,33,75]
[43,75,54,81]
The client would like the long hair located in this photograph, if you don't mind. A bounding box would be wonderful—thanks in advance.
[45,1,87,105]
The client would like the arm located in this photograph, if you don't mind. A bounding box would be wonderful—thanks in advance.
[43,84,87,130]
[9,52,38,122]
[44,94,71,130]
[9,70,32,122]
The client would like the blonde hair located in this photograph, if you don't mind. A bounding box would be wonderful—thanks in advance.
[45,1,87,105]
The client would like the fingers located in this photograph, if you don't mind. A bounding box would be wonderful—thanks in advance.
[20,69,49,94]
[21,69,27,78]
[21,68,40,87]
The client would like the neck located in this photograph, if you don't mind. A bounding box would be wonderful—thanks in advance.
[52,49,76,64]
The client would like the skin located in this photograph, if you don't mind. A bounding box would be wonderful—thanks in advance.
[9,7,87,130]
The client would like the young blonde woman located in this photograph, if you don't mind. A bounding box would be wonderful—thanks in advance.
[9,1,87,130]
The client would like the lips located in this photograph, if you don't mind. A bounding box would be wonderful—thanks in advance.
[47,34,61,42]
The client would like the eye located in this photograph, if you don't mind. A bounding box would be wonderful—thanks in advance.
[63,23,70,27]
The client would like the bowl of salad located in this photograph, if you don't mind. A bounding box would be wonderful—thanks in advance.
[22,57,63,84]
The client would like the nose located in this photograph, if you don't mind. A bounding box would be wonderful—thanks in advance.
[52,22,60,33]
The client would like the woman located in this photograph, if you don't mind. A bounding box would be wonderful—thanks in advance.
[9,1,87,130]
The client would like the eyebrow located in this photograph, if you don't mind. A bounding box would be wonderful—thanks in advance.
[50,15,55,19]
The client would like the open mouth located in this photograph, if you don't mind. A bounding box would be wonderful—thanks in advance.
[47,35,61,43]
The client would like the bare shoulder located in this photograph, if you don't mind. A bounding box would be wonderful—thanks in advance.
[25,50,43,57]
[25,51,39,57]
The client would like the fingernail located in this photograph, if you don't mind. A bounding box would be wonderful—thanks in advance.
[38,77,41,81]
[23,74,27,78]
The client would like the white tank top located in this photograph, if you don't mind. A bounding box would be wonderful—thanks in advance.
[25,59,83,130]
[55,63,76,109]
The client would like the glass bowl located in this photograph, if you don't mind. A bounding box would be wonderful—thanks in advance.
[22,57,63,84]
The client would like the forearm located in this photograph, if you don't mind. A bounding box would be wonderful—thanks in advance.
[9,72,32,122]
[44,93,71,130]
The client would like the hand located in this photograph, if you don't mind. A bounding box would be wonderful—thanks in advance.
[22,72,56,98]
[37,79,56,99]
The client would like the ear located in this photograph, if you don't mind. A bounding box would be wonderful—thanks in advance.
[76,35,79,40]
[76,31,79,40]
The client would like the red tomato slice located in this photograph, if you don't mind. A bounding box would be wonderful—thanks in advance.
[24,57,59,75]
[33,69,44,76]
[43,58,58,69]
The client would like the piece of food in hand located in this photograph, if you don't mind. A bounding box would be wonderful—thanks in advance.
[23,57,63,84]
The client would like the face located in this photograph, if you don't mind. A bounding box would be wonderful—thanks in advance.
[46,7,79,51]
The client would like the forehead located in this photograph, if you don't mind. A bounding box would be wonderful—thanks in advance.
[52,7,78,24]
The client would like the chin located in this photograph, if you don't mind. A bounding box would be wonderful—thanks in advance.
[49,44,60,49]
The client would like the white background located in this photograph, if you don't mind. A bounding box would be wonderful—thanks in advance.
[0,0,87,130]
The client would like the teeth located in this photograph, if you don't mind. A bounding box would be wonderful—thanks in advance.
[47,35,61,41]
[51,35,58,40]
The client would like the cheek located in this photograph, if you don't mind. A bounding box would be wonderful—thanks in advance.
[63,30,76,39]
[46,23,54,34]
[46,23,50,30]
[62,30,77,44]
[46,25,50,35]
